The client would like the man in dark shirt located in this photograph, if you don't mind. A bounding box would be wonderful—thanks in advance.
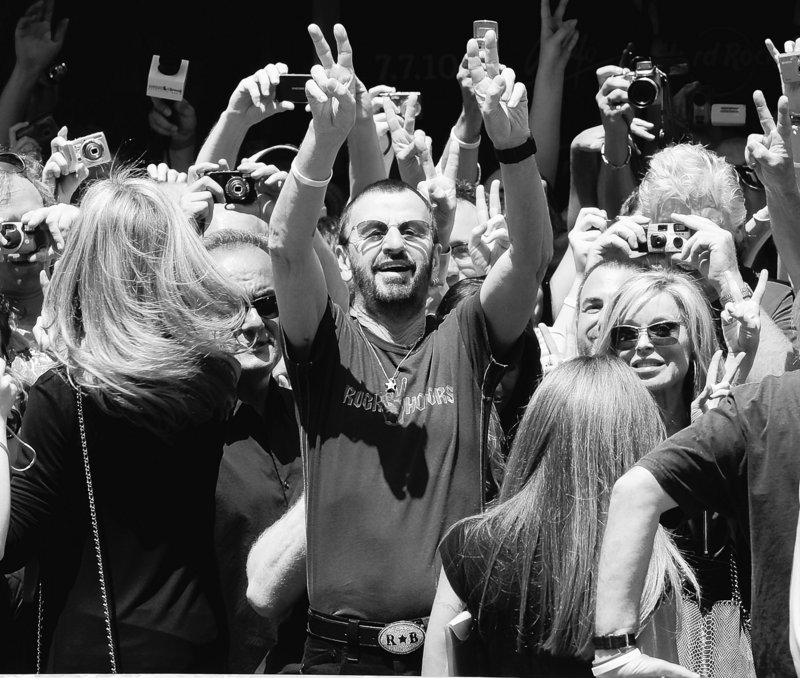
[205,229,306,672]
[594,372,800,678]
[265,24,551,675]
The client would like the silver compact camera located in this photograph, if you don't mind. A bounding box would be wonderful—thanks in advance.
[62,132,111,172]
[645,222,690,254]
[779,52,800,84]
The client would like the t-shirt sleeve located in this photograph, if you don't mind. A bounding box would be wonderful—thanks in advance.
[2,371,82,573]
[452,293,509,384]
[636,384,757,523]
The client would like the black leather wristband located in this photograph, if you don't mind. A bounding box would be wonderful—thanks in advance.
[493,136,537,164]
[592,633,637,650]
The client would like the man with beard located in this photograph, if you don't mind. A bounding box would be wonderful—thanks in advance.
[266,24,551,675]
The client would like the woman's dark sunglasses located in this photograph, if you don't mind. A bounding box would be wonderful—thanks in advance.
[252,293,278,320]
[610,321,681,350]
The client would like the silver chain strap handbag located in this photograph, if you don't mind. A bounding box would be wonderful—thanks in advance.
[35,390,118,673]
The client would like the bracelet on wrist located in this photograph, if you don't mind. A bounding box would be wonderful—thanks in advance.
[719,281,754,307]
[561,296,577,310]
[600,142,631,169]
[451,128,481,149]
[494,136,537,164]
[290,161,332,188]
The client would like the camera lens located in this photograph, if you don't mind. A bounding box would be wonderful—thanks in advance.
[1,224,22,252]
[628,77,658,108]
[650,234,667,249]
[82,140,104,161]
[225,177,251,202]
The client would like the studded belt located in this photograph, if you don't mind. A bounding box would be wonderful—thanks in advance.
[307,608,428,655]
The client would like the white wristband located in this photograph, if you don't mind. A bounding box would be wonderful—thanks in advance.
[561,296,577,310]
[290,161,332,188]
[591,649,641,676]
[451,128,481,149]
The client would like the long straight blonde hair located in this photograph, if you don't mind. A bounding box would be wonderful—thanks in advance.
[459,355,696,660]
[44,168,247,433]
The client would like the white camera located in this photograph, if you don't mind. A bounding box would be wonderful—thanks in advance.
[61,132,111,173]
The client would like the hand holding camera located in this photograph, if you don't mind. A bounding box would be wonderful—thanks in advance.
[669,213,738,292]
[42,125,90,204]
[227,62,295,127]
[182,161,229,229]
[584,215,649,272]
[1,203,79,264]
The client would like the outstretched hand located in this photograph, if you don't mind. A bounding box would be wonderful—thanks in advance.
[744,90,795,192]
[226,62,295,126]
[306,23,357,140]
[538,0,579,73]
[417,140,459,246]
[15,0,68,76]
[465,31,529,150]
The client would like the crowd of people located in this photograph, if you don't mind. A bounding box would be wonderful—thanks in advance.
[2,0,800,676]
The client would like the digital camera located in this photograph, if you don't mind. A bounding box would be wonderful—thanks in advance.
[644,222,689,254]
[206,171,256,205]
[385,91,422,118]
[626,58,665,109]
[0,221,48,256]
[61,132,111,173]
[779,52,800,84]
[274,74,311,104]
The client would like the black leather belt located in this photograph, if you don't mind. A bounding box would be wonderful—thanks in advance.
[307,608,428,656]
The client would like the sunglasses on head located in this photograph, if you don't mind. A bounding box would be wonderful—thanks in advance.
[252,293,278,320]
[610,321,682,350]
[733,164,764,191]
[0,152,25,174]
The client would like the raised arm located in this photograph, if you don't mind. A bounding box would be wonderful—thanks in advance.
[0,1,67,149]
[469,31,552,355]
[347,78,388,197]
[268,24,356,359]
[529,0,579,186]
[0,360,19,559]
[195,63,295,168]
[594,466,697,678]
[421,567,467,677]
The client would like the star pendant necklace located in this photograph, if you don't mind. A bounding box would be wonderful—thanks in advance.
[358,323,423,396]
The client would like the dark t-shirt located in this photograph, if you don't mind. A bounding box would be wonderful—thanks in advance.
[214,381,304,672]
[2,368,229,673]
[637,371,800,678]
[439,519,591,678]
[285,296,497,621]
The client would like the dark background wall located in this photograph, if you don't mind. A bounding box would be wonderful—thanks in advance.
[1,0,797,210]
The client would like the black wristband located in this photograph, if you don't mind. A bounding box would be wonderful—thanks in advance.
[592,633,637,650]
[493,136,537,164]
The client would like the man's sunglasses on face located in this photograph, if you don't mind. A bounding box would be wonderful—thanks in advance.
[252,293,278,320]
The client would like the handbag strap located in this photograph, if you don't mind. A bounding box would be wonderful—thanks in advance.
[37,392,118,673]
[76,390,118,673]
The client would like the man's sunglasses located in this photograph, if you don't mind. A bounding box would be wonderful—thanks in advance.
[733,164,764,191]
[252,293,278,320]
[610,321,682,350]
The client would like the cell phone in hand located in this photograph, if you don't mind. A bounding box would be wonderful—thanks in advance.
[473,19,499,61]
[275,74,311,105]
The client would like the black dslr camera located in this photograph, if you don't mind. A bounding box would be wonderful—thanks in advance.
[206,171,256,205]
[0,222,48,256]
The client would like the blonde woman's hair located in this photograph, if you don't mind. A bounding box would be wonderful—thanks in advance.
[44,167,247,433]
[458,355,696,659]
[593,266,719,402]
[636,143,746,239]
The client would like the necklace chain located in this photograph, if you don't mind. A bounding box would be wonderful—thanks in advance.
[356,323,423,394]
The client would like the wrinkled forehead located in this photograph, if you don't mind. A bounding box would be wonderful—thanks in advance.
[646,198,726,230]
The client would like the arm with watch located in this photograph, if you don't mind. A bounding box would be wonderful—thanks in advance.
[467,29,553,356]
